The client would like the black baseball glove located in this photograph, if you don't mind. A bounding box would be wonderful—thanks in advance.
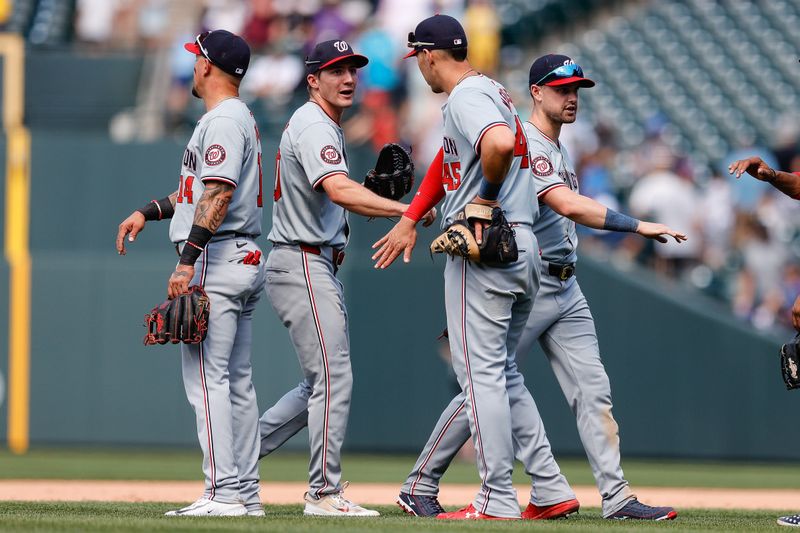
[363,143,414,200]
[143,285,210,345]
[430,203,518,266]
[781,334,800,390]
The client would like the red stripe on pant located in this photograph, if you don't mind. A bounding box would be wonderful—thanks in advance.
[409,399,467,495]
[198,246,217,499]
[302,251,332,496]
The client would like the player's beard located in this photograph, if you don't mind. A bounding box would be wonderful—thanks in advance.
[192,85,200,99]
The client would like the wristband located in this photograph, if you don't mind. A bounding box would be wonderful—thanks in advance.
[603,209,639,233]
[136,197,175,221]
[179,225,213,265]
[478,179,502,201]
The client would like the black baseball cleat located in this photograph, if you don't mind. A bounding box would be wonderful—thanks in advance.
[607,499,677,520]
[397,492,445,517]
[778,513,800,527]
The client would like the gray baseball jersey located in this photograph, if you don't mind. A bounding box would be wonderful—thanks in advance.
[170,98,264,242]
[258,99,357,501]
[437,74,540,518]
[439,75,537,227]
[267,101,350,248]
[169,97,267,513]
[400,122,637,518]
[524,120,578,265]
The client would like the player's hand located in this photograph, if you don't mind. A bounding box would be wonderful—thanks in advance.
[421,207,437,227]
[371,215,418,269]
[728,156,777,182]
[168,264,194,299]
[116,211,146,255]
[471,196,500,245]
[792,295,800,332]
[636,221,687,243]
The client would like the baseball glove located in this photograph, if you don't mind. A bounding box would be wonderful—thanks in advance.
[430,203,518,265]
[781,334,800,390]
[363,143,414,200]
[143,285,210,345]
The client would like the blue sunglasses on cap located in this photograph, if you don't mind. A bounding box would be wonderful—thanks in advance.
[535,63,584,85]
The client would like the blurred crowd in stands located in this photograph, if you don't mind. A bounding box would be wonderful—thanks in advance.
[71,0,800,333]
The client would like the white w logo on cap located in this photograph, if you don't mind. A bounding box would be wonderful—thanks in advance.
[333,41,349,52]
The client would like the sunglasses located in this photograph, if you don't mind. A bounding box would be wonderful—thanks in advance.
[195,31,213,62]
[534,63,584,85]
[407,31,435,49]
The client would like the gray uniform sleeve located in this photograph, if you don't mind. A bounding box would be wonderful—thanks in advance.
[450,88,510,155]
[529,140,562,198]
[199,116,248,188]
[294,123,349,190]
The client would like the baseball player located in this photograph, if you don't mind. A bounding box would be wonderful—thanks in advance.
[728,155,800,528]
[377,54,684,520]
[255,39,434,517]
[116,30,267,517]
[373,15,543,520]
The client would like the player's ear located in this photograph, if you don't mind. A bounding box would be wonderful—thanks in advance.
[307,72,319,91]
[530,84,542,102]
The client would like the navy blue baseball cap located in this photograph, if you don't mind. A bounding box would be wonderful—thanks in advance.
[185,29,251,78]
[404,14,468,59]
[305,39,369,75]
[528,54,595,88]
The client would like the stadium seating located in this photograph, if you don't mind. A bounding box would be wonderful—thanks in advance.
[567,0,800,167]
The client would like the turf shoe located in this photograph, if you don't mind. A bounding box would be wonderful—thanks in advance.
[246,508,266,517]
[607,498,677,520]
[164,498,247,516]
[522,498,580,519]
[778,514,800,527]
[303,483,379,517]
[436,503,519,520]
[397,492,445,517]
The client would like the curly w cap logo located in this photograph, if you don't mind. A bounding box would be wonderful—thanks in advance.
[205,144,227,166]
[532,155,554,177]
[320,145,342,164]
[333,41,349,52]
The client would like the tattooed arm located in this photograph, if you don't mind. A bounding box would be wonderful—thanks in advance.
[168,182,235,298]
[192,181,235,232]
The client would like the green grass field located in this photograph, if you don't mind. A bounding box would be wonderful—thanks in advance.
[0,502,795,532]
[0,449,799,531]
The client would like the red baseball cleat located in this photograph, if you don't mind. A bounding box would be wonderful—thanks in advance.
[436,504,519,520]
[522,498,580,519]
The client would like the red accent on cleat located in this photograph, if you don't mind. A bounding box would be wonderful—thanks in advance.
[522,498,580,520]
[436,503,519,520]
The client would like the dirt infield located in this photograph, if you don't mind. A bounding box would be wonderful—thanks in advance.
[0,480,796,510]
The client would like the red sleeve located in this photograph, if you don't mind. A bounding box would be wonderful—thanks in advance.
[404,148,446,222]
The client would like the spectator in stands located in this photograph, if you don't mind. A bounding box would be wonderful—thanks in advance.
[729,156,800,335]
[241,41,304,107]
[463,0,500,76]
[345,18,404,150]
[74,0,123,50]
[628,144,702,278]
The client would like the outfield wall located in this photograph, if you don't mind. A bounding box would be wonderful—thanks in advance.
[0,130,794,461]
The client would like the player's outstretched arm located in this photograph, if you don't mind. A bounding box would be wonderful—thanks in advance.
[321,173,408,218]
[728,156,800,199]
[372,148,445,269]
[543,186,687,243]
[116,191,178,255]
[168,182,233,299]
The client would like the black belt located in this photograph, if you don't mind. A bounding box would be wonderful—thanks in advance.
[547,262,576,280]
[214,231,258,240]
